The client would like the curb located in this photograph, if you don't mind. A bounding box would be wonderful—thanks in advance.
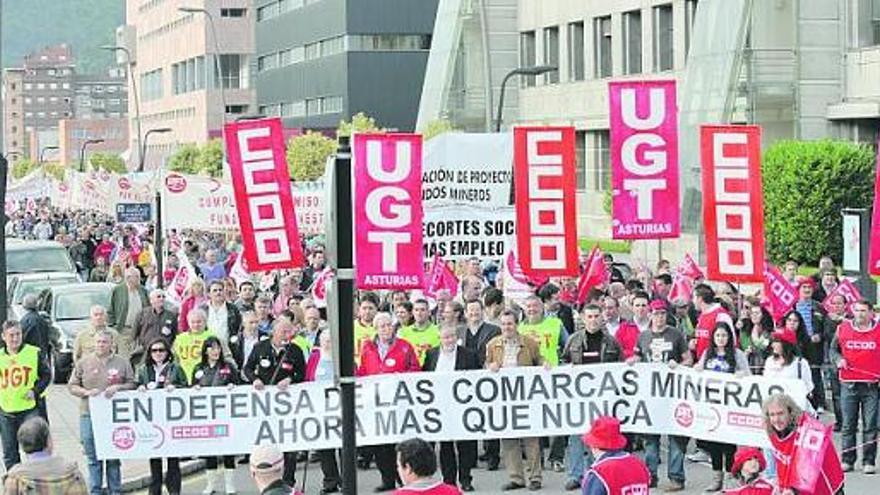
[122,459,206,493]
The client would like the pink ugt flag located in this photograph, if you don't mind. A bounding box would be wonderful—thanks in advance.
[424,255,459,299]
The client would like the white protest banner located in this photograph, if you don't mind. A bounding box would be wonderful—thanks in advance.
[161,171,326,235]
[161,173,238,232]
[422,133,513,209]
[90,363,804,460]
[69,170,112,213]
[49,180,73,210]
[423,205,515,261]
[292,180,325,236]
[7,170,52,206]
[111,172,157,212]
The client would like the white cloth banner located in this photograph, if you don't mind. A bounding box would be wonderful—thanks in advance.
[68,171,112,213]
[6,171,52,207]
[110,172,157,211]
[89,363,805,460]
[161,171,325,234]
[422,133,513,209]
[423,205,514,261]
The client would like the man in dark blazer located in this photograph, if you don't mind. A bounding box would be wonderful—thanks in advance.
[423,326,480,492]
[462,299,501,470]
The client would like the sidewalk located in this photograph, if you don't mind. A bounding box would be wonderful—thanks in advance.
[1,385,204,493]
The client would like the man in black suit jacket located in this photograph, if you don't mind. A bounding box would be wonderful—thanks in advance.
[423,326,480,492]
[461,299,501,470]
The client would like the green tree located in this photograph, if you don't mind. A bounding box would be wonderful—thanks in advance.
[763,139,875,264]
[287,131,336,181]
[337,112,382,137]
[168,144,201,175]
[422,119,457,141]
[11,159,38,179]
[89,152,128,174]
[196,139,224,177]
[42,162,66,181]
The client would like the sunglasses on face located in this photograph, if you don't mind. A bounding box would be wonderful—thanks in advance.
[150,348,168,353]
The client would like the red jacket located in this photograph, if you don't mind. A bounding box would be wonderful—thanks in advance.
[357,337,421,376]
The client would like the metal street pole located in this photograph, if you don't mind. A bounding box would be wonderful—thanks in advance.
[0,155,8,323]
[101,45,142,171]
[179,7,227,128]
[155,190,164,289]
[140,127,172,172]
[39,145,59,166]
[327,136,356,494]
[79,139,104,172]
[496,66,557,204]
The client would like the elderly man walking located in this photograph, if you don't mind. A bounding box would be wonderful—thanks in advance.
[108,267,149,363]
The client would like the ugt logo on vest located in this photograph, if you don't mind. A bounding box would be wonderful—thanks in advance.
[224,118,305,271]
[513,127,578,278]
[354,133,425,290]
[0,365,33,389]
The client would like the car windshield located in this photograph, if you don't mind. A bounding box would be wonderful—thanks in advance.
[13,277,77,304]
[7,248,76,274]
[54,289,111,321]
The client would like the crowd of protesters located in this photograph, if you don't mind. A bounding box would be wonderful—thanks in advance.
[0,203,855,495]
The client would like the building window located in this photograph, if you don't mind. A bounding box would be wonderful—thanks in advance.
[280,0,306,13]
[575,130,586,190]
[258,53,279,72]
[567,22,585,82]
[24,83,32,90]
[257,2,279,21]
[62,82,70,89]
[685,0,699,57]
[348,34,431,51]
[590,130,610,191]
[304,42,320,60]
[854,0,880,47]
[323,96,343,113]
[519,31,537,87]
[622,10,642,75]
[225,105,248,114]
[24,97,32,104]
[281,100,306,118]
[594,16,612,78]
[217,54,243,89]
[306,98,322,116]
[220,8,247,17]
[653,4,674,72]
[543,26,560,84]
[280,47,305,65]
[320,36,345,57]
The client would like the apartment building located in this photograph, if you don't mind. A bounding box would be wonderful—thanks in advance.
[123,0,256,169]
[253,0,438,131]
[74,68,129,120]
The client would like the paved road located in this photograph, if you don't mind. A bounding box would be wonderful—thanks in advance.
[1,386,873,494]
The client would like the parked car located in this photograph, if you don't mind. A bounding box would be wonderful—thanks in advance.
[7,272,78,321]
[37,282,114,383]
[6,240,77,276]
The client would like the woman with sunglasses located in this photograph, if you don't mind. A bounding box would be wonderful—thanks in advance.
[136,337,188,495]
[192,336,241,494]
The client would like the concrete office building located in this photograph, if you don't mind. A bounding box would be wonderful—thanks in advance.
[421,0,880,261]
[122,0,256,169]
[253,0,438,131]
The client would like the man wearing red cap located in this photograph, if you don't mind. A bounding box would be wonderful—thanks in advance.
[628,299,691,491]
[723,447,774,495]
[829,299,880,473]
[580,416,650,495]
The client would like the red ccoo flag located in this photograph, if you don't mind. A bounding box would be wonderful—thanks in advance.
[576,246,607,305]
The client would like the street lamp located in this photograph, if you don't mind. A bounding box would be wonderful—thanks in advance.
[79,139,105,172]
[101,45,142,172]
[38,146,59,166]
[140,127,173,172]
[179,6,227,127]
[494,65,558,132]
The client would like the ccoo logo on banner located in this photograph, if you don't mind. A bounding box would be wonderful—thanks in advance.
[224,118,305,271]
[609,80,680,239]
[513,127,578,278]
[354,133,425,290]
[700,126,765,282]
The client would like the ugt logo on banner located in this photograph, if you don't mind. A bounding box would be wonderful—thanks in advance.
[513,127,578,277]
[700,125,765,282]
[354,133,425,290]
[609,80,680,239]
[224,118,305,271]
